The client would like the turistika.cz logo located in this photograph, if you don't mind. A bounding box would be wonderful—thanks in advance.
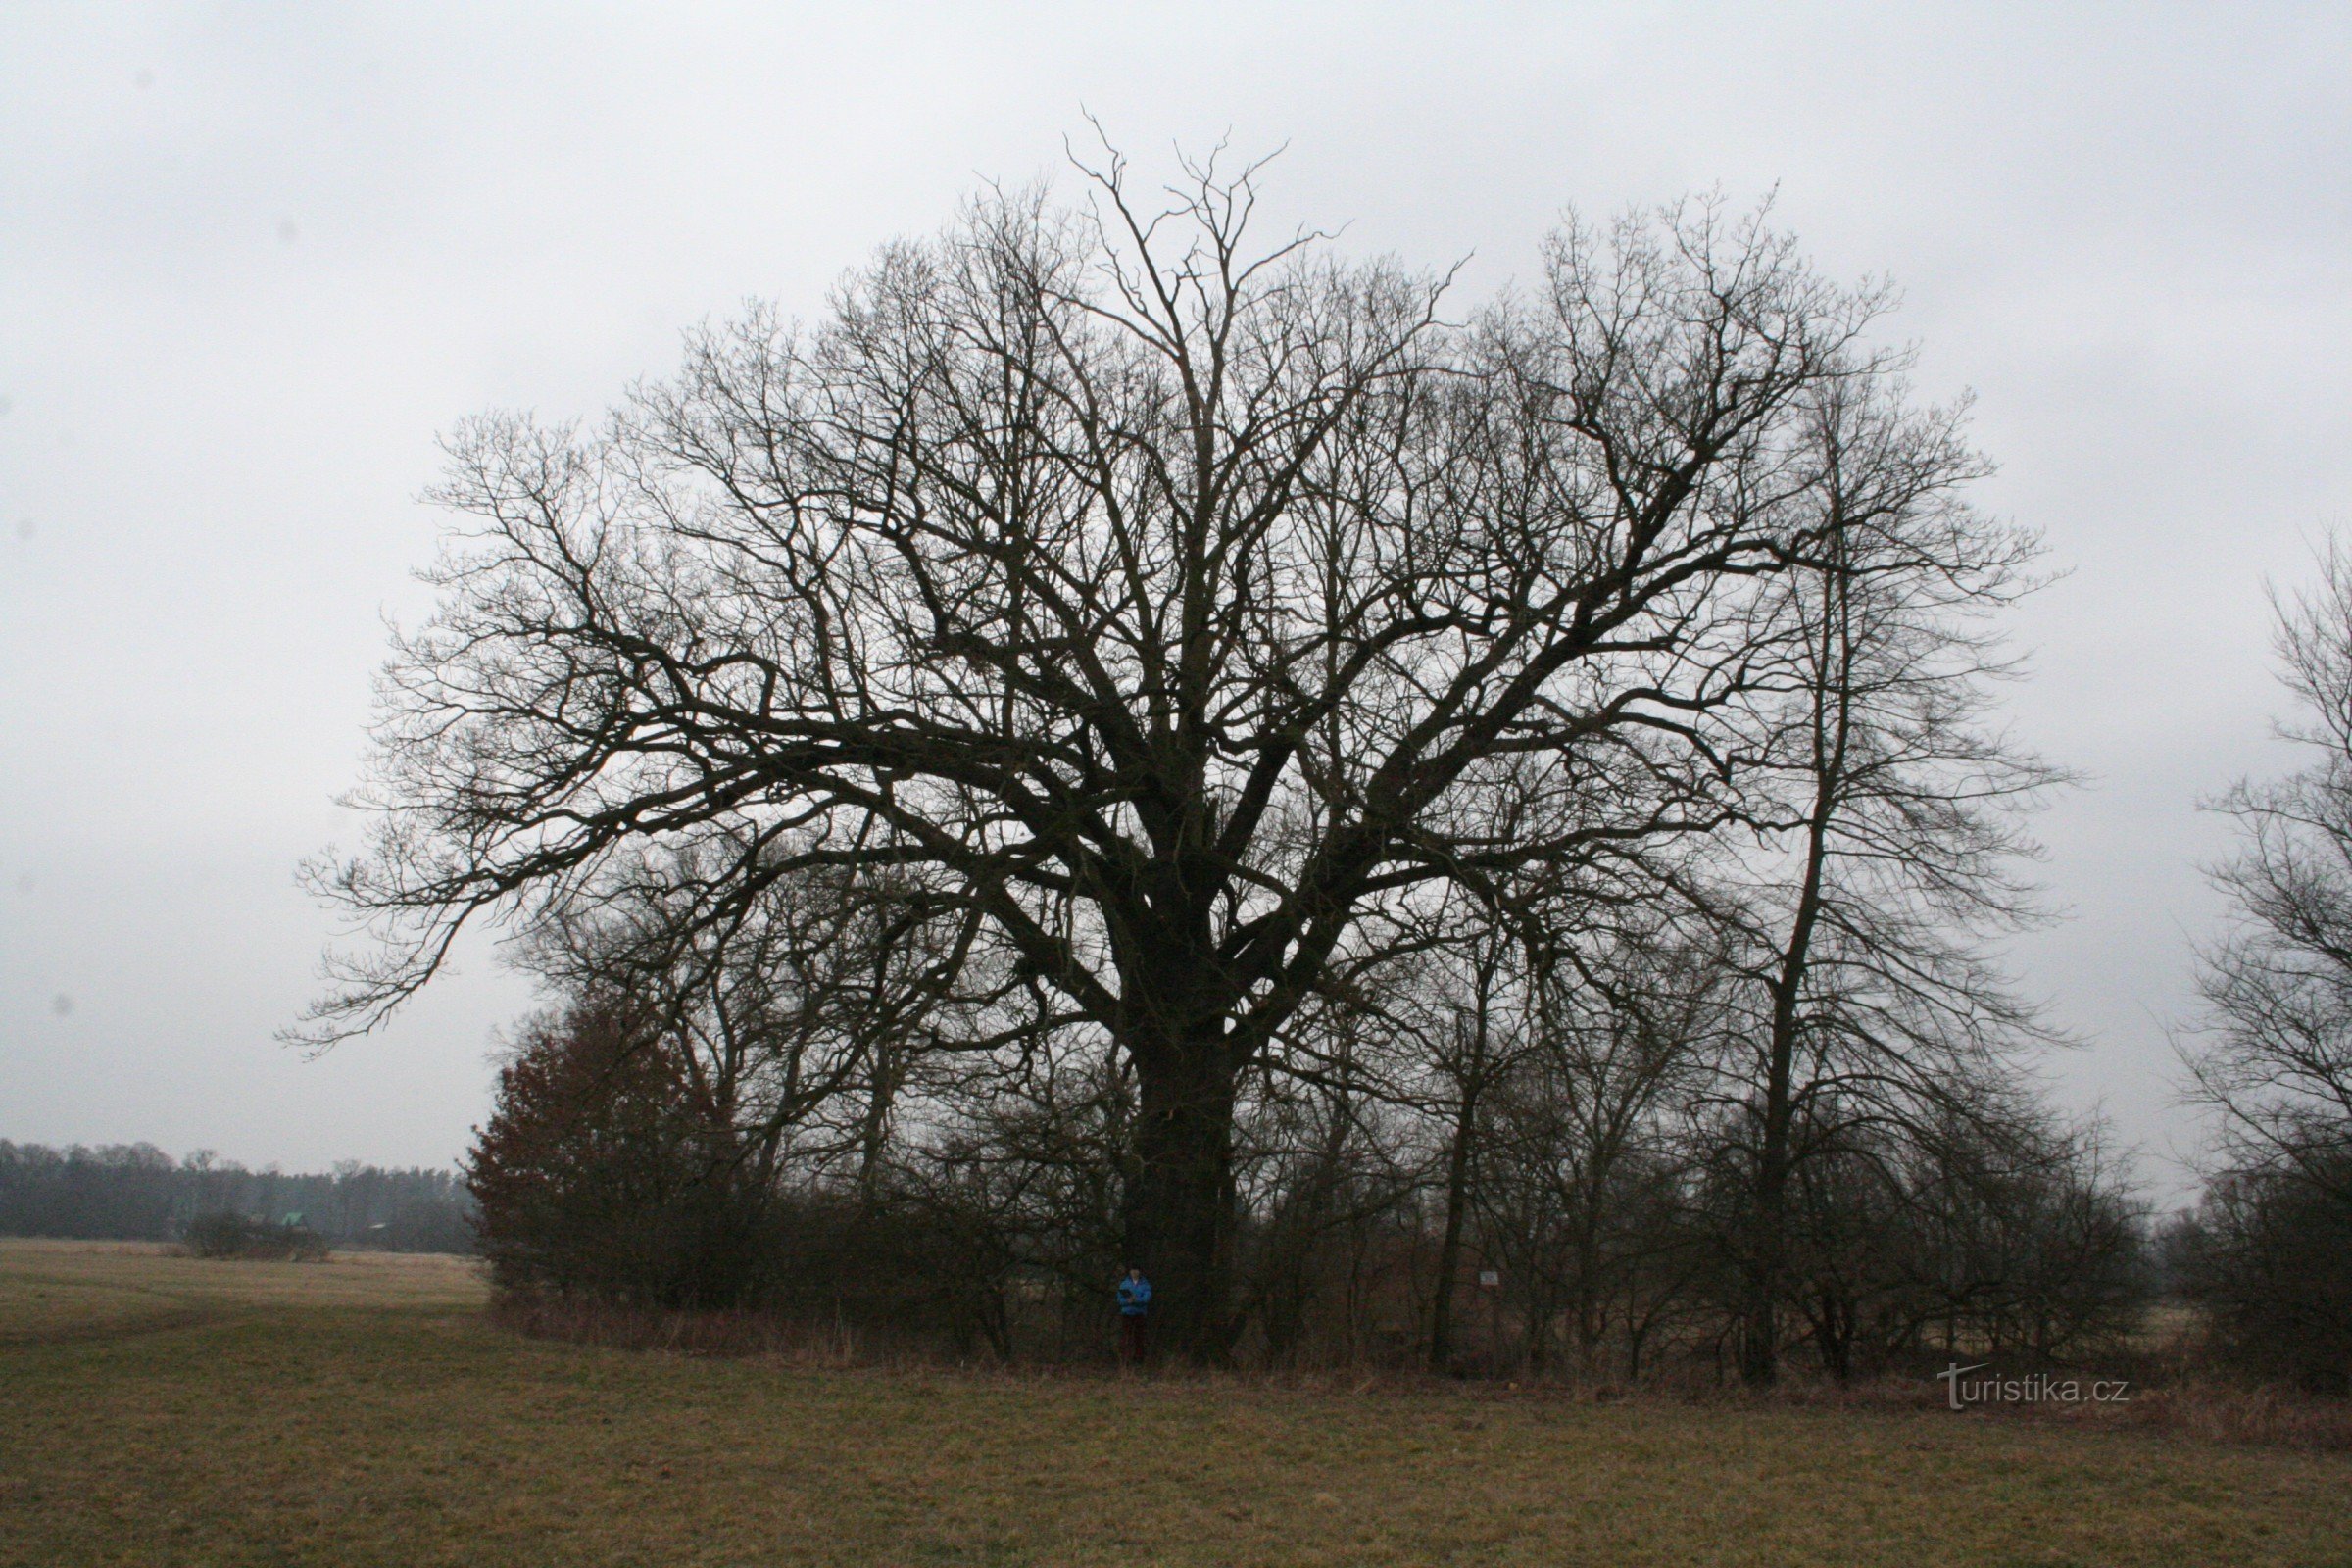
[1936,1363,2132,1410]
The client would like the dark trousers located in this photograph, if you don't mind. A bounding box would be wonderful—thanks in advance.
[1120,1313,1148,1364]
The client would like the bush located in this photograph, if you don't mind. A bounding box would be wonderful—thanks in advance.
[466,997,1129,1355]
[468,1002,776,1308]
[2167,1162,2352,1396]
[181,1211,330,1262]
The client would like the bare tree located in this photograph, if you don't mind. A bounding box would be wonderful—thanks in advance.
[1475,922,1724,1374]
[2190,535,2352,1203]
[301,147,1898,1358]
[1383,893,1531,1372]
[1712,374,2065,1384]
[514,834,976,1200]
[1231,1021,1414,1366]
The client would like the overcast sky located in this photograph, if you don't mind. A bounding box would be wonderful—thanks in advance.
[3,5,2346,1197]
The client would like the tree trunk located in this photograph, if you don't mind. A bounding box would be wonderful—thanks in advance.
[1429,1090,1479,1372]
[856,1037,906,1209]
[1742,539,1851,1387]
[1525,1301,1555,1376]
[1430,966,1498,1372]
[1814,1286,1855,1382]
[1126,1042,1241,1363]
[1740,1027,1796,1387]
[1570,1192,1609,1377]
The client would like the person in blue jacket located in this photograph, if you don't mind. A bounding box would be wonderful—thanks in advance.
[1116,1266,1152,1364]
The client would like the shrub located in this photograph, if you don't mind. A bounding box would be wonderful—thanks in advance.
[182,1211,329,1262]
[467,1001,775,1308]
[2166,1161,2352,1396]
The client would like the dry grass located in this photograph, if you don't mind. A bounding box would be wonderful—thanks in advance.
[2082,1378,2352,1451]
[0,1238,483,1349]
[4,1240,2350,1567]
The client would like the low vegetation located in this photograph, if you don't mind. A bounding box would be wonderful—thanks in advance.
[5,1238,2349,1567]
[181,1210,332,1262]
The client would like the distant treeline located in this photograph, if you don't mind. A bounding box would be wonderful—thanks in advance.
[0,1141,475,1253]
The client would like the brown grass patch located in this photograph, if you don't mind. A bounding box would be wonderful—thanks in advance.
[489,1289,2352,1454]
[5,1242,2350,1567]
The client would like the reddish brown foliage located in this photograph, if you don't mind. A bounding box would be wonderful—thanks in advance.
[467,1001,770,1307]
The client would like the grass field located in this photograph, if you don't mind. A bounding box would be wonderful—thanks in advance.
[3,1239,2348,1567]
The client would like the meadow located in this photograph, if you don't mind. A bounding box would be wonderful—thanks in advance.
[2,1238,2346,1568]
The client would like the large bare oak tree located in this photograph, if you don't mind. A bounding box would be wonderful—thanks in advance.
[304,151,1895,1357]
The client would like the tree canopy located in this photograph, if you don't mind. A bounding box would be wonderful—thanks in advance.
[306,151,1982,1356]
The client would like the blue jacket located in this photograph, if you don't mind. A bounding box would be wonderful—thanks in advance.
[1117,1275,1152,1315]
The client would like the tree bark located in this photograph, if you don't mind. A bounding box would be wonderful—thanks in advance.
[1429,1091,1479,1372]
[1126,1039,1242,1362]
[1742,541,1848,1388]
[1740,974,1801,1386]
[1429,969,1496,1372]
